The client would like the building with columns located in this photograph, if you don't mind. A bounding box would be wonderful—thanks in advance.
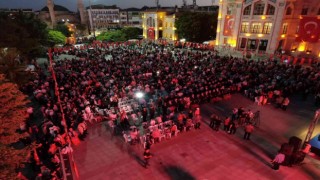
[216,0,286,54]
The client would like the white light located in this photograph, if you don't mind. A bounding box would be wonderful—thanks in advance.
[156,71,160,74]
[135,92,144,98]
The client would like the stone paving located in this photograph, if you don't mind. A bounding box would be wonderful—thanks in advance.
[73,93,320,180]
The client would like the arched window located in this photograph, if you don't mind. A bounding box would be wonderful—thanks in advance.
[286,7,292,15]
[266,4,275,15]
[253,2,265,15]
[243,5,252,15]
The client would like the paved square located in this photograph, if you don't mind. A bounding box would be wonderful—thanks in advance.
[73,94,320,180]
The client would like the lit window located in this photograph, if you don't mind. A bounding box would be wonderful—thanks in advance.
[282,23,288,34]
[266,4,275,15]
[243,5,251,15]
[241,22,250,33]
[262,22,272,34]
[253,3,265,15]
[251,23,262,33]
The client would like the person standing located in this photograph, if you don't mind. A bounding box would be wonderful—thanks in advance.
[243,123,254,140]
[214,116,222,131]
[223,117,231,132]
[143,148,152,168]
[281,97,290,111]
[228,120,238,134]
[271,151,285,170]
[209,114,216,129]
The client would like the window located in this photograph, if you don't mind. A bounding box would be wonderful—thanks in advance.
[241,22,250,33]
[266,4,275,15]
[301,7,308,15]
[243,5,252,15]
[253,3,265,15]
[282,23,288,34]
[262,23,272,34]
[251,23,262,33]
[318,8,320,15]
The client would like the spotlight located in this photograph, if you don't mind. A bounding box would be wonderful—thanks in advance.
[135,92,144,98]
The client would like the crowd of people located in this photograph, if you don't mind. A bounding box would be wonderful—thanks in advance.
[18,41,320,178]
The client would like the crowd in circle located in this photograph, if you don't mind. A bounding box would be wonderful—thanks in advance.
[19,41,320,179]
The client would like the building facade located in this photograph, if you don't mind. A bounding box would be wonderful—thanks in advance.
[142,10,178,41]
[87,5,120,33]
[217,0,286,54]
[279,0,320,57]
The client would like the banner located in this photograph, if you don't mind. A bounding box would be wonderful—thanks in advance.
[223,15,234,36]
[147,27,155,40]
[296,17,320,43]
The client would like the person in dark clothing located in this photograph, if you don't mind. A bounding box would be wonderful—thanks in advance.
[142,108,148,122]
[143,148,152,168]
[214,116,222,131]
[209,114,216,129]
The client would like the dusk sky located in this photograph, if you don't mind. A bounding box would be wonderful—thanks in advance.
[0,0,217,11]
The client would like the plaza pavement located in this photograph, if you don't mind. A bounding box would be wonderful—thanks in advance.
[72,94,320,180]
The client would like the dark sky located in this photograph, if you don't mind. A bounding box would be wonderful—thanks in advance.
[0,0,217,11]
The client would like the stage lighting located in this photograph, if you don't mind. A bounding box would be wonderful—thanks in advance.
[135,92,144,98]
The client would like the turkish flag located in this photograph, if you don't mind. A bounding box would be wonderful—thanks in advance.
[223,15,234,36]
[147,28,155,40]
[296,17,320,43]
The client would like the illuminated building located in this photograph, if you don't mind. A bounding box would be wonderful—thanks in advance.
[278,0,320,57]
[142,10,176,40]
[217,0,286,53]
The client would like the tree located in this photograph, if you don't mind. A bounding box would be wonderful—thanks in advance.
[0,74,31,179]
[175,12,218,42]
[48,30,66,46]
[96,30,126,42]
[0,48,35,85]
[55,24,72,37]
[0,11,48,60]
[121,27,143,40]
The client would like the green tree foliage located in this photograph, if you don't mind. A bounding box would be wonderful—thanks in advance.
[175,12,218,43]
[121,27,143,40]
[96,30,126,42]
[0,74,32,179]
[55,24,72,37]
[48,30,66,46]
[0,11,48,60]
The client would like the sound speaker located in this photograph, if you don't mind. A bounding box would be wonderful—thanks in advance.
[289,136,302,153]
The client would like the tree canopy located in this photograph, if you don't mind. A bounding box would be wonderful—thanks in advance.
[48,30,66,46]
[0,74,31,179]
[175,12,218,43]
[0,11,48,60]
[55,24,72,37]
[96,30,126,42]
[97,27,142,42]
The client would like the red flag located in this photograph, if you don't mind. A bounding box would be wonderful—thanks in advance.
[300,58,305,65]
[293,57,298,65]
[295,17,320,43]
[223,15,234,36]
